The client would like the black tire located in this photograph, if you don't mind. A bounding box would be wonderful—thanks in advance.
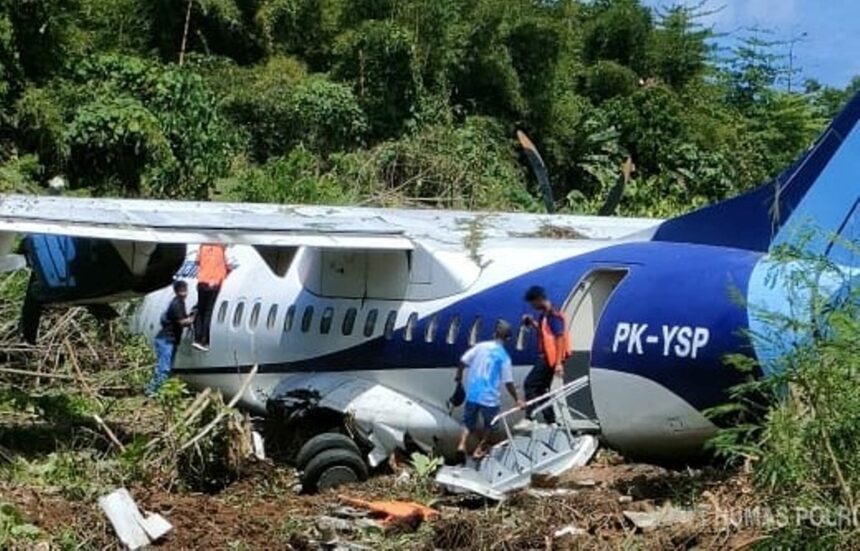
[295,432,362,471]
[301,448,368,493]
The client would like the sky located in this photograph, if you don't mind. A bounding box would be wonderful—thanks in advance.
[641,0,860,88]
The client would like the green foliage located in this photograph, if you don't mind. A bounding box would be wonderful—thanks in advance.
[409,451,443,479]
[0,0,854,214]
[647,4,712,88]
[333,20,417,139]
[331,117,538,210]
[584,60,638,103]
[583,0,652,74]
[16,54,234,197]
[710,243,860,547]
[222,147,350,204]
[212,57,366,161]
[0,502,41,547]
[0,155,42,193]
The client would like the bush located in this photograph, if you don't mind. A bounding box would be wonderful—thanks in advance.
[584,60,638,103]
[221,147,350,205]
[333,20,417,139]
[711,243,860,547]
[15,54,234,198]
[214,57,366,161]
[331,116,538,211]
[0,155,42,193]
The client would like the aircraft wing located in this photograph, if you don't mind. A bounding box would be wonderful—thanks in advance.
[0,194,661,341]
[0,195,413,250]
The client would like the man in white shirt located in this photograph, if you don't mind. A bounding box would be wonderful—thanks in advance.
[455,321,524,459]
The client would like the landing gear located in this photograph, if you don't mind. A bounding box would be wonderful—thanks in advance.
[297,432,368,492]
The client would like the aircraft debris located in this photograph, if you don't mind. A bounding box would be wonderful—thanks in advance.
[251,430,265,460]
[98,488,172,550]
[316,515,356,534]
[623,504,696,532]
[526,488,577,498]
[553,523,586,538]
[338,495,438,529]
[570,477,597,487]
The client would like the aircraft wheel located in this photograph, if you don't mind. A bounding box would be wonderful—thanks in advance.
[301,448,369,492]
[295,432,362,471]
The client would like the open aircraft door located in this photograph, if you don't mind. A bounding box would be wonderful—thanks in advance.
[558,267,630,426]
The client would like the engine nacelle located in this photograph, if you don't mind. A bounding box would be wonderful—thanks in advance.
[20,235,184,341]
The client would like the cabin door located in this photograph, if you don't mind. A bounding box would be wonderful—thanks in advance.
[559,268,629,418]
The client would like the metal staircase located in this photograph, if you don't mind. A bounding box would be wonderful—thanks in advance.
[436,376,600,500]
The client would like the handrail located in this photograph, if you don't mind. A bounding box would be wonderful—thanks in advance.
[491,375,589,426]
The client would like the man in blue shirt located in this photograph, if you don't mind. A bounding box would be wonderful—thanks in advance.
[455,321,524,459]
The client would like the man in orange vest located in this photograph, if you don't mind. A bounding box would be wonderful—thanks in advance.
[522,285,570,424]
[193,243,230,351]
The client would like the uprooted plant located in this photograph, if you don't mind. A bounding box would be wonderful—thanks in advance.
[0,269,262,495]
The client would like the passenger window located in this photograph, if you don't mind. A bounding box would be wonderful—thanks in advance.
[384,310,397,340]
[516,321,531,351]
[248,303,261,329]
[284,305,295,332]
[217,301,229,324]
[320,307,334,334]
[364,309,378,338]
[266,305,278,330]
[232,302,245,329]
[301,305,314,333]
[404,312,418,342]
[446,315,461,344]
[468,316,482,345]
[425,314,439,343]
[342,307,357,335]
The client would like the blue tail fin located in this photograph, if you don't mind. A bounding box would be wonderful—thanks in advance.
[653,91,860,264]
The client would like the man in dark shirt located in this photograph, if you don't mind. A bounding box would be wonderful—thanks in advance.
[147,280,194,396]
[521,285,569,424]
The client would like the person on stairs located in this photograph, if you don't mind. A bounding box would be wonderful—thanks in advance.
[455,320,525,461]
[521,285,570,425]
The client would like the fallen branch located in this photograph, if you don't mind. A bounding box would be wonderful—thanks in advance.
[179,365,258,452]
[93,413,126,452]
[65,337,99,401]
[0,366,80,381]
[145,387,213,451]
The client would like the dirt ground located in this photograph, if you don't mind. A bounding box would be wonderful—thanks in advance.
[2,449,767,550]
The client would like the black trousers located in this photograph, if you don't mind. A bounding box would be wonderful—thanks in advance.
[194,283,220,345]
[524,360,556,423]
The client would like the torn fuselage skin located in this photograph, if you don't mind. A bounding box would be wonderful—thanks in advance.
[264,374,461,469]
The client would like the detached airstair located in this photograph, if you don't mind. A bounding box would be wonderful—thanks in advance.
[436,376,600,500]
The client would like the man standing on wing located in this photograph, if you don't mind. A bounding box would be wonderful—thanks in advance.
[455,321,524,460]
[148,280,194,396]
[522,285,570,424]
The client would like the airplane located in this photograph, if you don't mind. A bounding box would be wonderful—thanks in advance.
[0,91,857,493]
